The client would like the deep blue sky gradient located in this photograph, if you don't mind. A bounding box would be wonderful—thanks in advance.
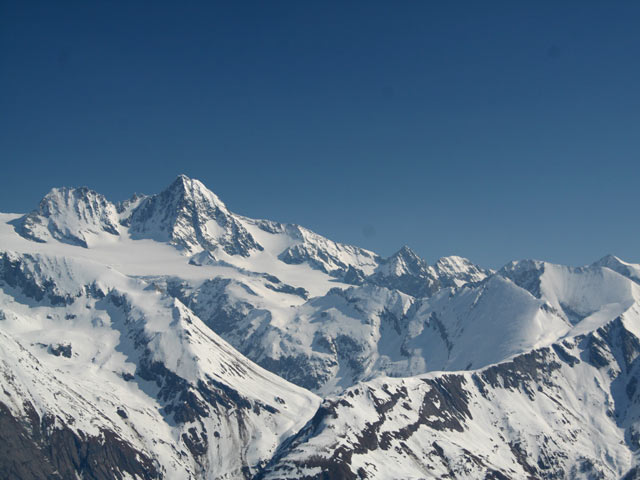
[2,1,639,268]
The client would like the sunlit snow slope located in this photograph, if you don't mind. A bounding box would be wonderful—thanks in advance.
[2,174,640,479]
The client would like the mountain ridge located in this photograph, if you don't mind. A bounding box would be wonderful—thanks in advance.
[2,174,639,479]
[13,175,488,295]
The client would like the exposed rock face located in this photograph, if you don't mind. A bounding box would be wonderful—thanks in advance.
[131,250,638,398]
[0,251,319,480]
[368,246,440,297]
[593,254,640,285]
[0,251,83,305]
[128,175,263,256]
[4,176,640,479]
[434,254,491,288]
[257,321,640,479]
[165,279,419,395]
[271,222,379,278]
[499,259,546,298]
[14,186,120,247]
[166,276,257,335]
[0,401,160,480]
[277,240,490,298]
[354,247,490,298]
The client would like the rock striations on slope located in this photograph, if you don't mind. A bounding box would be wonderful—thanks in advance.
[2,174,640,479]
[14,186,120,248]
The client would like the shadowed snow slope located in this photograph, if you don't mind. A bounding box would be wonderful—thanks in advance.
[0,250,318,479]
[128,174,263,256]
[257,310,640,479]
[14,186,120,247]
[3,175,640,479]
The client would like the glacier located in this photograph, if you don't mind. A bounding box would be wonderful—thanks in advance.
[1,175,640,479]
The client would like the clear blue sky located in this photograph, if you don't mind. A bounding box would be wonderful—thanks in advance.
[2,1,639,268]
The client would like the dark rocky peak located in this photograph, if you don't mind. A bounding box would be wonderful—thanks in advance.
[382,246,432,277]
[116,192,147,223]
[596,254,624,265]
[148,174,230,218]
[274,223,379,279]
[368,246,440,297]
[167,174,227,207]
[393,245,423,261]
[498,259,546,298]
[127,175,263,256]
[0,251,106,306]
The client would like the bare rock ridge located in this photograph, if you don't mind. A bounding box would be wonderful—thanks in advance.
[3,174,640,479]
[257,316,640,479]
[128,174,263,256]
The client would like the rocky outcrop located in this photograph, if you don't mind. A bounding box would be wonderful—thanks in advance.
[128,175,263,256]
[258,322,640,479]
[0,401,160,480]
[14,186,120,247]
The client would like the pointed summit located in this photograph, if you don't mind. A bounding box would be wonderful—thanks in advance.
[593,254,624,267]
[433,255,490,288]
[592,254,640,284]
[164,174,228,211]
[384,245,429,276]
[174,173,190,184]
[128,176,262,256]
[367,249,490,296]
[394,245,421,260]
[169,174,209,193]
[369,246,439,297]
[497,259,548,298]
[14,186,120,247]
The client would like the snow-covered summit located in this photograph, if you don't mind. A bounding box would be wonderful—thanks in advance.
[367,248,490,297]
[14,186,120,248]
[126,174,264,256]
[265,220,380,277]
[593,254,640,284]
[377,245,432,277]
[434,254,491,288]
[368,245,439,297]
[11,176,491,298]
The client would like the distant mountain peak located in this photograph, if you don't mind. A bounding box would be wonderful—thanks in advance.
[170,173,205,191]
[164,174,228,211]
[382,245,430,274]
[42,185,102,206]
[435,254,469,267]
[434,255,490,288]
[500,258,546,273]
[394,244,419,257]
[367,246,438,297]
[595,254,625,266]
[366,249,491,297]
[14,185,120,247]
[592,254,640,284]
[128,176,262,256]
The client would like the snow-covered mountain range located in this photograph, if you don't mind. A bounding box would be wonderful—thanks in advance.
[2,175,639,479]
